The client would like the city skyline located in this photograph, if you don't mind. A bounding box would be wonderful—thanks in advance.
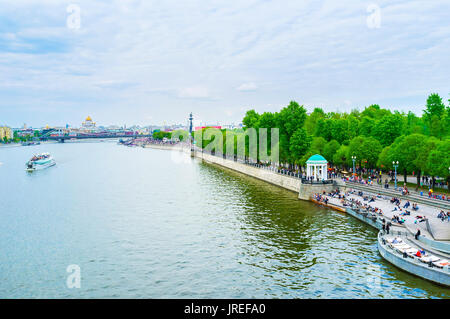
[1,1,450,127]
[5,114,239,130]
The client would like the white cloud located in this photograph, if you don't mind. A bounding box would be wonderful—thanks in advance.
[178,86,210,99]
[237,82,258,92]
[0,0,449,126]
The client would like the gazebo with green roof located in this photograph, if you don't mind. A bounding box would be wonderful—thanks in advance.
[306,154,328,181]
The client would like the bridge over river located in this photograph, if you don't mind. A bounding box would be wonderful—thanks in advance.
[39,129,152,142]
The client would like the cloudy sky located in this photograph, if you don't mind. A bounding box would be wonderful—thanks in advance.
[0,0,449,128]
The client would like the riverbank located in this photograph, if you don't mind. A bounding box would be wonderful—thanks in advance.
[5,141,449,298]
[140,143,450,287]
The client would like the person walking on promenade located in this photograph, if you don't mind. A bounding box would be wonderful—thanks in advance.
[382,218,386,233]
[415,229,421,240]
[386,222,391,235]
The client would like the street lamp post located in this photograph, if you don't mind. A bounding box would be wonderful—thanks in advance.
[352,156,356,180]
[448,167,450,190]
[393,161,399,190]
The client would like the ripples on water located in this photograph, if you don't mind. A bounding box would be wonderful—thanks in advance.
[0,142,448,298]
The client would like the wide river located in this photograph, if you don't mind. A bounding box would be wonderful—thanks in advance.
[0,141,449,298]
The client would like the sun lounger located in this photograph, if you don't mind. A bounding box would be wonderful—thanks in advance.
[391,243,411,249]
[394,244,412,253]
[386,237,402,244]
[390,242,409,250]
[420,256,440,263]
[432,259,450,268]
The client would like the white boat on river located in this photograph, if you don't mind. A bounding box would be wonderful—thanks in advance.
[26,153,56,172]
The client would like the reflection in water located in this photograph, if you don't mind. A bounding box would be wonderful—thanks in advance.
[195,163,450,298]
[0,142,448,298]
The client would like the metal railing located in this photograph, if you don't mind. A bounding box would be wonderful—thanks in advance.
[197,149,340,184]
[346,180,450,210]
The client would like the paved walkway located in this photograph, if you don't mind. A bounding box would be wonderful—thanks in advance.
[324,188,450,241]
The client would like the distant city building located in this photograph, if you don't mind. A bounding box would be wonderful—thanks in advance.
[41,124,55,136]
[15,127,34,137]
[0,126,13,140]
[81,116,96,131]
[221,123,243,130]
[194,125,222,131]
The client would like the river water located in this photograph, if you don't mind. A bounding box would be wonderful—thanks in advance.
[0,141,449,298]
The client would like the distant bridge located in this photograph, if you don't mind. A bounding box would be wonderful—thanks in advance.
[39,130,152,142]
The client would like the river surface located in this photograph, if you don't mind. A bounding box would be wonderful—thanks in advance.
[0,141,449,298]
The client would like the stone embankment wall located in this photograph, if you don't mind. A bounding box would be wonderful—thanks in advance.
[144,144,339,199]
[143,144,184,151]
[198,152,301,193]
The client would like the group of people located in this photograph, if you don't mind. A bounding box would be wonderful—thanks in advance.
[414,215,428,224]
[390,198,424,223]
[426,190,450,202]
[437,210,450,222]
[347,190,424,227]
[30,153,50,161]
[391,215,406,225]
[381,218,392,234]
[314,187,448,232]
[421,175,448,190]
[401,186,410,195]
[341,190,384,217]
[312,193,329,204]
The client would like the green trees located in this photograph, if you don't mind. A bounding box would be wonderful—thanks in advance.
[222,93,449,184]
[314,118,332,141]
[240,101,309,166]
[371,113,404,146]
[347,136,382,169]
[277,101,307,139]
[377,146,392,171]
[333,145,349,168]
[388,134,428,183]
[330,119,349,144]
[152,131,172,140]
[424,93,446,138]
[304,108,325,135]
[347,115,359,140]
[427,139,450,188]
[424,93,446,119]
[358,116,375,137]
[323,140,341,165]
[242,110,260,129]
[289,128,311,165]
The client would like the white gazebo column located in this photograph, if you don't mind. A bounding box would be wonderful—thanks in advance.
[305,154,329,182]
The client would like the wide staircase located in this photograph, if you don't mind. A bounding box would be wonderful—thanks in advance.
[346,181,450,210]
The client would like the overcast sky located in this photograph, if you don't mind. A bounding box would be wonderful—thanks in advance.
[0,0,449,128]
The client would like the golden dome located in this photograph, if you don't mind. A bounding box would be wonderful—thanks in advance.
[86,116,92,121]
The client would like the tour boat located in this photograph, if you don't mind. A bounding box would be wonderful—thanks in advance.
[26,153,56,171]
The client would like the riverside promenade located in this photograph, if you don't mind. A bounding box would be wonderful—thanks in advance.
[321,190,450,247]
[137,141,450,285]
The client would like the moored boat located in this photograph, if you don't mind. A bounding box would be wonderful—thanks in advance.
[26,153,56,172]
[22,141,41,146]
[378,231,450,286]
